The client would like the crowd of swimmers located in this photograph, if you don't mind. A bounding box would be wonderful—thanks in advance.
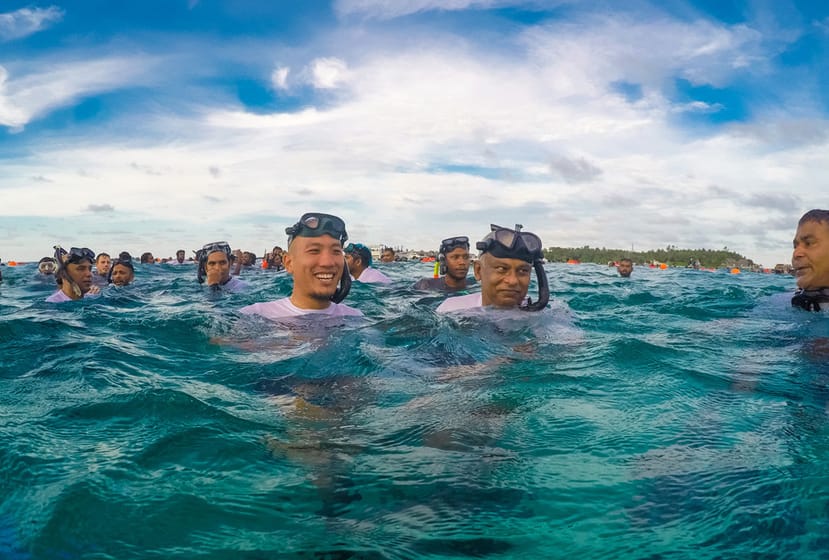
[3,208,829,314]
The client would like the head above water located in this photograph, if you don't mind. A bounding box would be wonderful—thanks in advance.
[474,224,549,311]
[196,241,233,285]
[53,246,96,298]
[108,252,135,286]
[792,208,829,293]
[617,258,633,278]
[439,236,471,283]
[284,212,351,305]
[381,247,395,263]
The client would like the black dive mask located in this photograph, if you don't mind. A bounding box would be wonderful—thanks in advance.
[476,224,549,312]
[791,288,829,312]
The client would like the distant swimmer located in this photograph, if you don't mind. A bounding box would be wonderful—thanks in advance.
[46,246,101,302]
[617,258,633,278]
[37,257,57,276]
[240,212,362,319]
[93,252,111,286]
[196,242,249,292]
[140,252,155,264]
[413,236,474,292]
[436,224,549,313]
[108,252,135,286]
[344,243,391,284]
[170,249,188,265]
[791,209,829,311]
[380,247,396,263]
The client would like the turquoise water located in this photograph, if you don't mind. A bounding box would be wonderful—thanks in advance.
[1,262,827,559]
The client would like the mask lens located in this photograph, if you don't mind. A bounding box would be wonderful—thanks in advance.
[303,216,321,229]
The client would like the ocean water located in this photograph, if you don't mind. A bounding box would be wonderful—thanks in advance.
[1,262,827,559]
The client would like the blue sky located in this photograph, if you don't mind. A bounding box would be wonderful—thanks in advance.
[2,0,828,266]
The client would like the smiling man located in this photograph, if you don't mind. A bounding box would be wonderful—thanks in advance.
[436,225,549,313]
[240,213,362,319]
[791,209,829,311]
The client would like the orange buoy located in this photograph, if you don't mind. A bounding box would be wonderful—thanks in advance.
[8,261,17,266]
[730,268,740,274]
[262,260,268,269]
[660,263,667,270]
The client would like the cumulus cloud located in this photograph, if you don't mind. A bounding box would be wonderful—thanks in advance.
[86,204,115,213]
[0,6,63,42]
[309,57,349,89]
[549,155,603,184]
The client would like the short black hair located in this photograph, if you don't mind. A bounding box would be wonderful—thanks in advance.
[619,258,633,264]
[798,209,829,227]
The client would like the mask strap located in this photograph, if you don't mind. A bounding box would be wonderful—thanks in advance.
[520,260,550,312]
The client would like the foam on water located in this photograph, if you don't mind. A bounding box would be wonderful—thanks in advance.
[1,262,827,559]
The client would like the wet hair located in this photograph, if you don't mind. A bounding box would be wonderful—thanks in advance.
[798,209,829,227]
[140,252,154,264]
[619,258,633,265]
[96,252,110,261]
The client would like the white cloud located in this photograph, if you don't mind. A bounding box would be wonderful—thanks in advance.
[308,57,349,89]
[0,55,160,130]
[271,66,290,90]
[0,6,63,42]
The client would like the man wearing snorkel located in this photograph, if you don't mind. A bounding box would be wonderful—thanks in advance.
[791,209,829,311]
[414,236,473,292]
[240,212,362,319]
[436,224,549,313]
[196,242,249,292]
[45,247,101,302]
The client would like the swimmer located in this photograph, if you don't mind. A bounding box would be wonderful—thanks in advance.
[140,252,155,264]
[617,258,633,278]
[171,249,187,265]
[344,243,391,284]
[413,236,473,292]
[37,257,57,276]
[265,246,285,271]
[108,252,135,286]
[380,247,396,263]
[240,213,362,319]
[196,242,249,292]
[93,252,111,286]
[436,224,549,313]
[791,209,829,311]
[46,246,101,302]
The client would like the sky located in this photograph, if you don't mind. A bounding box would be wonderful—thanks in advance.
[1,0,828,266]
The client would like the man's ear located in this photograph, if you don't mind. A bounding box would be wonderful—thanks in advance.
[283,252,294,274]
[473,259,483,281]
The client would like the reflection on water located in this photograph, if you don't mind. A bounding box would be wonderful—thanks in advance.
[1,262,826,558]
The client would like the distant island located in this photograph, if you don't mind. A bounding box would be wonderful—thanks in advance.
[542,245,759,269]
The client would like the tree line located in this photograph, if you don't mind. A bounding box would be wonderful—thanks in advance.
[542,245,756,268]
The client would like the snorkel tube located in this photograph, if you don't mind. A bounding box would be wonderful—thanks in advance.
[53,245,82,299]
[524,259,550,312]
[331,265,351,303]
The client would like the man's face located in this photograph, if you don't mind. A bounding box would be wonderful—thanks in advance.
[474,254,532,308]
[792,220,829,289]
[96,255,111,275]
[617,261,633,277]
[66,260,94,294]
[381,250,395,263]
[285,235,344,302]
[444,247,470,281]
[176,251,185,263]
[205,250,230,284]
[110,264,134,286]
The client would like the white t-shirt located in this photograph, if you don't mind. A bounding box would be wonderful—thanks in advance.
[45,290,98,303]
[209,276,249,292]
[354,267,392,284]
[436,293,483,313]
[239,297,363,320]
